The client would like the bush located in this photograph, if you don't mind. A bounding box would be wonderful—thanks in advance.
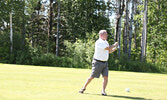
[32,53,73,67]
[0,31,164,73]
[0,32,11,63]
[32,53,55,66]
[108,54,160,73]
[64,32,97,68]
[15,47,42,65]
[126,61,160,72]
[15,50,32,64]
[53,57,73,67]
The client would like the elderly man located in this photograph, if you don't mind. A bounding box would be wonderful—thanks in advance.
[79,30,118,96]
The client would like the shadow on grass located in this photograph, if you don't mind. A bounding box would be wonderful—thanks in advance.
[108,95,152,100]
[84,93,152,100]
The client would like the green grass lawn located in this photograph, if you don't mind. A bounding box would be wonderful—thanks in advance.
[0,64,167,100]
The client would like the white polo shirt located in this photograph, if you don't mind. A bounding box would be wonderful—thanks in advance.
[93,38,109,61]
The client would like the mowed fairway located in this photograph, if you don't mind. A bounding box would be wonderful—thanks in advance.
[0,64,167,100]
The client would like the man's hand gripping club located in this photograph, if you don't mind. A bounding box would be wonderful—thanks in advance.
[105,42,119,53]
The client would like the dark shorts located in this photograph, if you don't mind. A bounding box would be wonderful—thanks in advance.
[90,59,108,78]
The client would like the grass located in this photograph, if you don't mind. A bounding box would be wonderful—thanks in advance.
[0,64,167,100]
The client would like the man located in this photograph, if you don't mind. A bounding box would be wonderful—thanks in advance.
[79,30,118,96]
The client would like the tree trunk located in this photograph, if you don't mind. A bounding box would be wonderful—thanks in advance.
[123,0,129,54]
[37,9,40,46]
[115,0,125,58]
[134,23,137,50]
[22,13,26,50]
[56,1,60,57]
[152,0,160,63]
[32,22,34,47]
[133,0,139,51]
[141,0,148,61]
[128,0,135,59]
[47,0,53,53]
[10,13,13,54]
[22,1,26,50]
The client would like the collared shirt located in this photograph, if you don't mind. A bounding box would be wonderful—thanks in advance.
[93,38,109,61]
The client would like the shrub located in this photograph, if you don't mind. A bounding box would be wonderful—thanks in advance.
[108,54,160,73]
[32,53,55,66]
[0,32,11,63]
[64,40,87,68]
[64,32,97,68]
[15,47,42,65]
[16,50,32,65]
[32,53,73,67]
[53,57,73,67]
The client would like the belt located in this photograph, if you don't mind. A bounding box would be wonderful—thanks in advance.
[94,58,107,63]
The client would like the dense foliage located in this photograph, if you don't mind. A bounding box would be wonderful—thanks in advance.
[0,0,166,72]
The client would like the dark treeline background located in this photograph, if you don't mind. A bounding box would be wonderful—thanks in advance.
[0,0,166,72]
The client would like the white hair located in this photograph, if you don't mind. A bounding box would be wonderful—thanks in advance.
[99,30,107,35]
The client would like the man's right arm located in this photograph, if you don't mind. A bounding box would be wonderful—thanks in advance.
[104,42,118,51]
[109,47,118,53]
[104,45,115,50]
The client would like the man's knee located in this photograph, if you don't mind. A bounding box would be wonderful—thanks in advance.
[103,76,108,79]
[88,77,94,80]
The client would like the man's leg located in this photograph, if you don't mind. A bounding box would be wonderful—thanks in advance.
[83,77,94,89]
[102,76,108,95]
[79,77,94,93]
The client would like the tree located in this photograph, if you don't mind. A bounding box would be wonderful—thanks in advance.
[115,0,125,57]
[128,0,135,59]
[133,0,139,51]
[26,0,47,50]
[141,0,147,61]
[55,0,111,56]
[47,0,54,53]
[123,0,129,54]
[56,0,60,56]
[10,13,13,54]
[147,0,167,68]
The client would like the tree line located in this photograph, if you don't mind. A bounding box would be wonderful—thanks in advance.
[0,0,166,72]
